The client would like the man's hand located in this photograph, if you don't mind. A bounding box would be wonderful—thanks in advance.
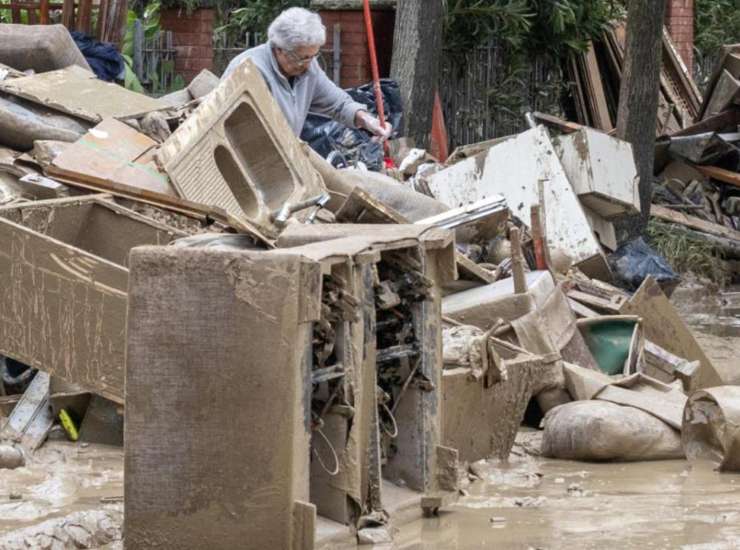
[355,110,392,141]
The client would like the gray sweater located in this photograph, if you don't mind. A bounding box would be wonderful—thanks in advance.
[222,43,366,135]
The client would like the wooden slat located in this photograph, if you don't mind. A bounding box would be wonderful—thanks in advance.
[651,204,740,241]
[693,164,740,189]
[38,0,49,24]
[671,108,740,137]
[10,2,22,22]
[95,0,108,41]
[62,0,75,29]
[77,0,92,34]
[26,6,37,23]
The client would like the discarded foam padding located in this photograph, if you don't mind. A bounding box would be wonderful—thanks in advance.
[426,125,610,277]
[553,127,640,219]
[157,58,327,238]
[682,386,740,472]
[0,24,91,73]
[125,246,319,549]
[0,195,188,403]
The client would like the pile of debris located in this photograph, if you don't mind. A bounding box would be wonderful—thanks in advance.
[0,24,738,550]
[652,43,740,277]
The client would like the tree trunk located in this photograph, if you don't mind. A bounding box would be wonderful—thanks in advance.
[390,0,445,149]
[616,0,667,235]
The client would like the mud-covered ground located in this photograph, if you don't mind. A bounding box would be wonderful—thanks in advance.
[0,281,737,549]
[389,281,740,550]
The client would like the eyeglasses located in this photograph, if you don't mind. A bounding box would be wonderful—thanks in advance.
[283,49,321,66]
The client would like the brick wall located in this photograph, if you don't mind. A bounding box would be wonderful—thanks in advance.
[160,8,215,84]
[665,0,694,73]
[319,9,395,88]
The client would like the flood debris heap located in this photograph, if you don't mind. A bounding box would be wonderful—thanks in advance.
[0,24,739,550]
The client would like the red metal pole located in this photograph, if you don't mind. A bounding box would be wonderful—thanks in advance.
[362,0,392,164]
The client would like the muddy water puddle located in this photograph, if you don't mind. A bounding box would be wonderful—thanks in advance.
[394,455,740,549]
[0,441,123,536]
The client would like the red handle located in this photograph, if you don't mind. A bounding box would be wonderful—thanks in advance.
[362,0,392,162]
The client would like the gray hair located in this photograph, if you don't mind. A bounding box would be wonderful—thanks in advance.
[268,8,326,51]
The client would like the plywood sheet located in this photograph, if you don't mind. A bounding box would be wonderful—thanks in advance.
[51,118,173,196]
[0,65,164,122]
[620,277,722,389]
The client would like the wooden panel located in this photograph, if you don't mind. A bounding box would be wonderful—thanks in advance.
[0,214,128,402]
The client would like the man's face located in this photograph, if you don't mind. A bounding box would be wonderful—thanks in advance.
[274,44,321,77]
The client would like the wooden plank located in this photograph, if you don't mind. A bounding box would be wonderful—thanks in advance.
[39,0,49,23]
[10,2,22,22]
[582,41,613,131]
[95,0,109,41]
[0,198,191,403]
[699,44,740,119]
[693,164,740,189]
[532,111,585,134]
[620,277,722,389]
[78,0,92,34]
[62,0,74,28]
[662,29,702,116]
[651,204,740,241]
[671,109,740,137]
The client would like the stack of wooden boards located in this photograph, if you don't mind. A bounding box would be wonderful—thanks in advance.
[567,23,702,136]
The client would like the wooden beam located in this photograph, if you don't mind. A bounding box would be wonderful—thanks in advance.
[39,0,49,24]
[693,164,740,189]
[651,203,740,241]
[671,108,740,137]
[62,0,75,28]
[532,112,585,134]
[77,0,92,34]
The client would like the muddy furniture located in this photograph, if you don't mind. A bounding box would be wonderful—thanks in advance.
[277,224,459,522]
[157,58,327,239]
[441,339,555,463]
[125,247,319,550]
[0,195,187,403]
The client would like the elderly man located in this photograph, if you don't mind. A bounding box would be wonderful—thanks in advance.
[223,7,390,140]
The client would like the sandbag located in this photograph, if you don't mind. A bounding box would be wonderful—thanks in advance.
[542,400,684,461]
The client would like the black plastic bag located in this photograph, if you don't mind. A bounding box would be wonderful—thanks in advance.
[609,237,679,291]
[71,32,125,82]
[300,79,402,171]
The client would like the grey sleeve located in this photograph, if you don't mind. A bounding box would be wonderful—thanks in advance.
[309,65,367,128]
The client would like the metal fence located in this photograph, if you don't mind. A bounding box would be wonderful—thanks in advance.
[132,20,178,96]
